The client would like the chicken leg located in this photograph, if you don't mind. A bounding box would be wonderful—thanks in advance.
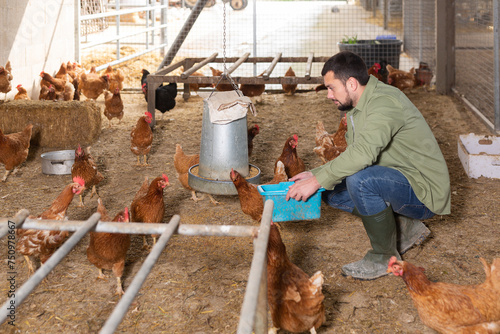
[142,235,149,249]
[115,277,125,296]
[190,190,203,202]
[2,170,11,182]
[206,193,220,205]
[24,255,35,275]
[77,194,85,207]
[90,185,98,199]
[97,268,108,280]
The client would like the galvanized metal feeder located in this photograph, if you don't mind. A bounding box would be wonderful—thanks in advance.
[188,90,261,195]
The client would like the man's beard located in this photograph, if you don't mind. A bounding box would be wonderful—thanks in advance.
[336,95,354,111]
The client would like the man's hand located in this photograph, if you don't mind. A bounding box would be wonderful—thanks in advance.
[286,171,321,202]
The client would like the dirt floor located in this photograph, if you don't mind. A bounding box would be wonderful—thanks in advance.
[1,82,499,334]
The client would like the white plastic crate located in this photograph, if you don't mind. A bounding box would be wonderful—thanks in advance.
[457,133,500,179]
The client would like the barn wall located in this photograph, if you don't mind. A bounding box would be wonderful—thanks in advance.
[0,0,75,100]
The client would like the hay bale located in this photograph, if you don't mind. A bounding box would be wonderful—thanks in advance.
[0,100,101,148]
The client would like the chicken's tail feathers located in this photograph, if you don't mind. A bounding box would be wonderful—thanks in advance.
[309,271,324,292]
[482,257,500,287]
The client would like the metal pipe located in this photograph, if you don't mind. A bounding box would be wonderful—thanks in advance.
[253,0,257,76]
[178,224,258,237]
[0,217,260,237]
[160,0,167,57]
[156,0,210,71]
[99,215,181,334]
[80,4,168,21]
[452,88,497,133]
[75,0,81,63]
[494,0,500,132]
[93,43,168,72]
[0,209,29,239]
[0,213,101,324]
[253,256,268,333]
[146,0,150,50]
[237,200,273,334]
[80,24,168,50]
[116,0,120,61]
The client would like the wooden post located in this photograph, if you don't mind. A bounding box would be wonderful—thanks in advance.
[436,0,455,94]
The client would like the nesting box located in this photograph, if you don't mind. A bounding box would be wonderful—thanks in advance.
[458,133,500,179]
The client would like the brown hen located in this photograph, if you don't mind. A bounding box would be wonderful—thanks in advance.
[16,177,86,274]
[104,88,124,127]
[265,160,288,185]
[87,198,131,296]
[209,67,234,92]
[14,84,30,100]
[267,223,325,334]
[130,174,169,247]
[230,168,263,222]
[386,64,416,93]
[174,144,201,202]
[71,144,104,207]
[0,123,33,182]
[313,116,347,164]
[247,124,260,158]
[275,134,305,178]
[130,112,153,166]
[387,257,500,334]
[78,67,109,100]
[173,144,220,205]
[0,60,13,100]
[104,65,125,92]
[240,72,265,102]
[282,66,298,96]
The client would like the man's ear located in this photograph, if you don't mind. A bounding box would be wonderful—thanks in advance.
[346,77,359,91]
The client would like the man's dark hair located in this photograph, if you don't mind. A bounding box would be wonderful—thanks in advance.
[321,51,370,86]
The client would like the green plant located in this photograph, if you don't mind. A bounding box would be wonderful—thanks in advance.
[341,35,358,44]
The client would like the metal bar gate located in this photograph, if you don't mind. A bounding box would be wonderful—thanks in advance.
[0,201,275,333]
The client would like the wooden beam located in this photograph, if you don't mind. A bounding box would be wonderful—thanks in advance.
[226,52,251,75]
[155,60,185,76]
[181,52,218,78]
[436,0,455,94]
[305,52,314,79]
[263,53,282,80]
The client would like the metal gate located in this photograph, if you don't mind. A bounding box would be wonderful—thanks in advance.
[0,201,275,334]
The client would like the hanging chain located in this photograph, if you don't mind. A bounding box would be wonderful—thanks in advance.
[222,3,227,72]
[210,1,240,98]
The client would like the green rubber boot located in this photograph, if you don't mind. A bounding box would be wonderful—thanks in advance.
[342,206,401,280]
[395,215,431,254]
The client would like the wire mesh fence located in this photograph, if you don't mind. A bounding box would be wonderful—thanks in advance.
[455,0,498,129]
[80,0,420,91]
[78,0,499,132]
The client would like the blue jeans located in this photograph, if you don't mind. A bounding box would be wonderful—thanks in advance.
[321,165,435,219]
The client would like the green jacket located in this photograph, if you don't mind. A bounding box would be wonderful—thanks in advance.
[312,76,451,215]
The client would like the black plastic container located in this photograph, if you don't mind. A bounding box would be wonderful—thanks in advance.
[338,39,403,69]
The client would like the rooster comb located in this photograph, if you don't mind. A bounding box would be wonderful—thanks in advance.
[124,207,129,221]
[388,256,399,268]
[162,173,169,183]
[145,112,153,118]
[16,84,22,88]
[293,134,298,141]
[73,176,85,187]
